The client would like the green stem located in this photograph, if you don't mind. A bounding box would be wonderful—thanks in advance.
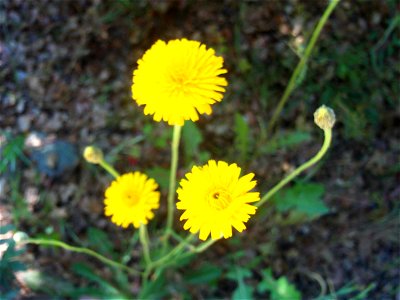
[139,225,152,265]
[257,128,332,207]
[152,234,194,269]
[170,230,189,244]
[173,238,218,263]
[266,0,340,136]
[99,160,120,179]
[164,125,182,247]
[192,238,217,253]
[24,238,139,275]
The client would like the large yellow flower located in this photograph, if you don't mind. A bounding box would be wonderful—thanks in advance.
[104,172,160,228]
[132,39,228,126]
[176,160,260,240]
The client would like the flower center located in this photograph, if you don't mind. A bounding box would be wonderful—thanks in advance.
[208,189,232,211]
[170,71,191,93]
[124,191,139,206]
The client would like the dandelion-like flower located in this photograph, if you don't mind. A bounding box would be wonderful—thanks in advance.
[177,160,260,240]
[132,39,228,126]
[104,172,160,228]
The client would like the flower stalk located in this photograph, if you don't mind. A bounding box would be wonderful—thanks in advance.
[99,160,120,179]
[257,105,335,207]
[163,125,182,248]
[83,145,120,178]
[23,238,138,275]
[139,225,152,265]
[266,0,340,136]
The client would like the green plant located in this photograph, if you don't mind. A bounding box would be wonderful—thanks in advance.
[258,269,302,300]
[182,121,210,166]
[234,113,253,164]
[271,181,329,223]
[0,132,29,174]
[0,225,27,299]
[14,1,341,297]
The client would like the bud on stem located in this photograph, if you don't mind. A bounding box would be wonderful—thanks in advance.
[83,146,104,164]
[314,105,336,130]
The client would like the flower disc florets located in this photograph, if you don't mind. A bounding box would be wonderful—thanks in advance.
[177,160,260,240]
[104,172,160,228]
[132,39,228,126]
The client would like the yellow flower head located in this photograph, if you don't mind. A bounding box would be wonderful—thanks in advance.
[177,160,260,241]
[104,172,160,228]
[132,39,228,126]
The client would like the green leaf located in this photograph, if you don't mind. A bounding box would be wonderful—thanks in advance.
[71,263,125,298]
[185,264,222,285]
[257,268,274,293]
[146,167,170,191]
[0,134,29,174]
[182,121,203,165]
[274,277,301,300]
[87,227,114,256]
[231,267,254,300]
[138,270,168,299]
[260,130,311,154]
[272,182,329,219]
[258,269,301,300]
[142,123,170,149]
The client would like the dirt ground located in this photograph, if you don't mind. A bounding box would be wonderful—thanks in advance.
[1,0,399,299]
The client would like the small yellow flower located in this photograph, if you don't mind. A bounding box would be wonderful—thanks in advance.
[104,172,160,228]
[177,160,260,240]
[132,39,228,126]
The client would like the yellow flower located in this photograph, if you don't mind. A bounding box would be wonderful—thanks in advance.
[104,172,160,228]
[177,160,260,240]
[132,39,228,126]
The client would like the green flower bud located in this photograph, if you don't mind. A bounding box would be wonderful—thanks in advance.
[83,146,104,164]
[314,105,336,130]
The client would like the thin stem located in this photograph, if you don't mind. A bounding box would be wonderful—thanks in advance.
[193,238,218,253]
[169,231,198,252]
[164,125,182,247]
[139,225,152,265]
[99,159,120,179]
[24,238,139,275]
[152,234,194,269]
[175,238,218,262]
[266,0,340,136]
[257,128,332,207]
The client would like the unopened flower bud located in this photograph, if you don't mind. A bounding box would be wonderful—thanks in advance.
[83,146,104,164]
[314,105,336,130]
[13,231,29,243]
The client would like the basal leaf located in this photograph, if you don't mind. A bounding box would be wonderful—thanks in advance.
[185,264,222,285]
[272,182,329,219]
